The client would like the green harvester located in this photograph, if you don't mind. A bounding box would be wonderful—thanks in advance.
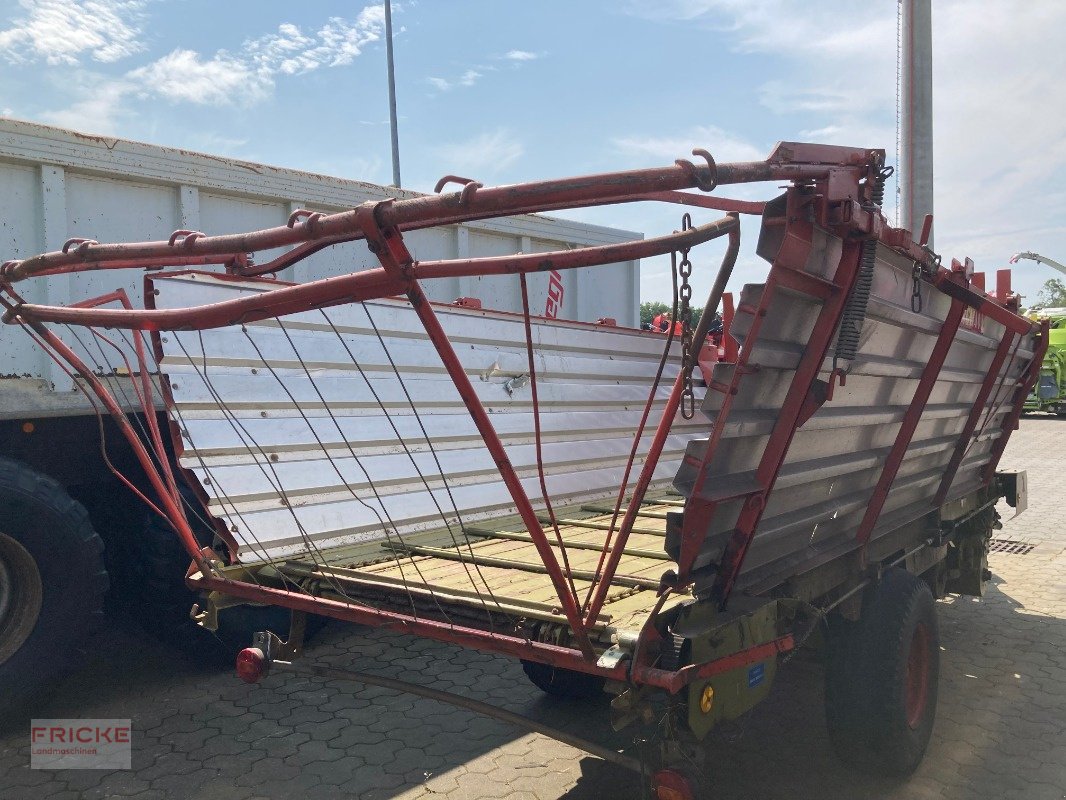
[1010,252,1066,416]
[1023,311,1066,415]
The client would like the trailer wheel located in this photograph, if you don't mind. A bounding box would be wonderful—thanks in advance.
[128,487,324,662]
[0,457,107,729]
[825,567,939,776]
[521,659,605,700]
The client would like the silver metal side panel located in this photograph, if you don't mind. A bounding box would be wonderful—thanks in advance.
[675,228,1040,588]
[154,273,704,562]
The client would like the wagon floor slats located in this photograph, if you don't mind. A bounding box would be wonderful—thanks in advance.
[280,494,684,635]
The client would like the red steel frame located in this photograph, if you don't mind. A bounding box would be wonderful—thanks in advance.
[0,143,1045,690]
[855,293,967,549]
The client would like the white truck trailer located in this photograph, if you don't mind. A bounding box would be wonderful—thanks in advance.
[0,118,642,710]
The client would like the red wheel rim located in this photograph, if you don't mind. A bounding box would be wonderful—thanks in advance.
[905,622,931,729]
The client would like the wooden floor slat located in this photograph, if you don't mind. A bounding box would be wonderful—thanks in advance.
[580,503,670,519]
[464,526,667,560]
[379,542,662,590]
[288,490,685,634]
[534,516,667,536]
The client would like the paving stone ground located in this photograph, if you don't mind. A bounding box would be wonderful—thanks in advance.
[2,417,1064,799]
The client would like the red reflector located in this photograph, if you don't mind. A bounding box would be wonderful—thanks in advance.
[652,768,695,800]
[235,647,267,684]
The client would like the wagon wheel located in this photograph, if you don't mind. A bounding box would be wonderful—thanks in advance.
[521,658,606,700]
[520,623,606,700]
[127,484,326,662]
[824,567,939,776]
[0,457,107,731]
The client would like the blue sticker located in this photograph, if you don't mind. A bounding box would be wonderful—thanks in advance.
[747,662,765,688]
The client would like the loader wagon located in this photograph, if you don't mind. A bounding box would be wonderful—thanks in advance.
[0,142,1045,798]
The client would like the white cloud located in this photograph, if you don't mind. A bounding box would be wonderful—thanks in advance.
[926,2,1066,280]
[426,69,484,92]
[622,0,891,60]
[427,46,540,94]
[245,9,385,75]
[313,10,385,66]
[0,0,147,65]
[612,125,765,164]
[70,5,390,111]
[434,129,524,176]
[622,1,1066,301]
[127,49,273,106]
[504,50,539,61]
[759,81,880,116]
[244,22,314,75]
[38,77,132,133]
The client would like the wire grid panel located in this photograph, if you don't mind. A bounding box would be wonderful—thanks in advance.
[153,272,707,563]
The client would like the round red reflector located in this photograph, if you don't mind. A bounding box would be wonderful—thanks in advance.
[652,768,695,800]
[235,647,267,684]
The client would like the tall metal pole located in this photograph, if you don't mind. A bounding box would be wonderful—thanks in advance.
[384,0,401,188]
[900,0,933,247]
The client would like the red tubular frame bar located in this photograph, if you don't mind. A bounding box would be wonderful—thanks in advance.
[980,323,1048,483]
[926,270,1048,487]
[934,325,1017,505]
[705,238,866,607]
[356,208,599,659]
[581,222,742,627]
[0,143,881,284]
[1,305,207,569]
[674,174,872,603]
[855,293,966,551]
[0,143,1042,686]
[1,218,735,331]
[193,570,628,680]
[631,634,795,695]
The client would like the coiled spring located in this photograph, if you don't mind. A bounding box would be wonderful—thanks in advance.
[833,165,893,369]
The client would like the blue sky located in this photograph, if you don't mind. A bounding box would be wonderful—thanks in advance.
[1,0,1064,305]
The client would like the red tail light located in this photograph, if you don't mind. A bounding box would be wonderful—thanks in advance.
[235,647,268,684]
[652,768,696,800]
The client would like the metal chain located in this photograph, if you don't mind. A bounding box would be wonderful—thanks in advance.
[911,262,924,313]
[911,248,941,314]
[678,214,696,419]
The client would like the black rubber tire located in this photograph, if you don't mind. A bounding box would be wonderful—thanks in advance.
[127,487,326,663]
[521,659,605,700]
[825,567,940,776]
[0,457,108,731]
